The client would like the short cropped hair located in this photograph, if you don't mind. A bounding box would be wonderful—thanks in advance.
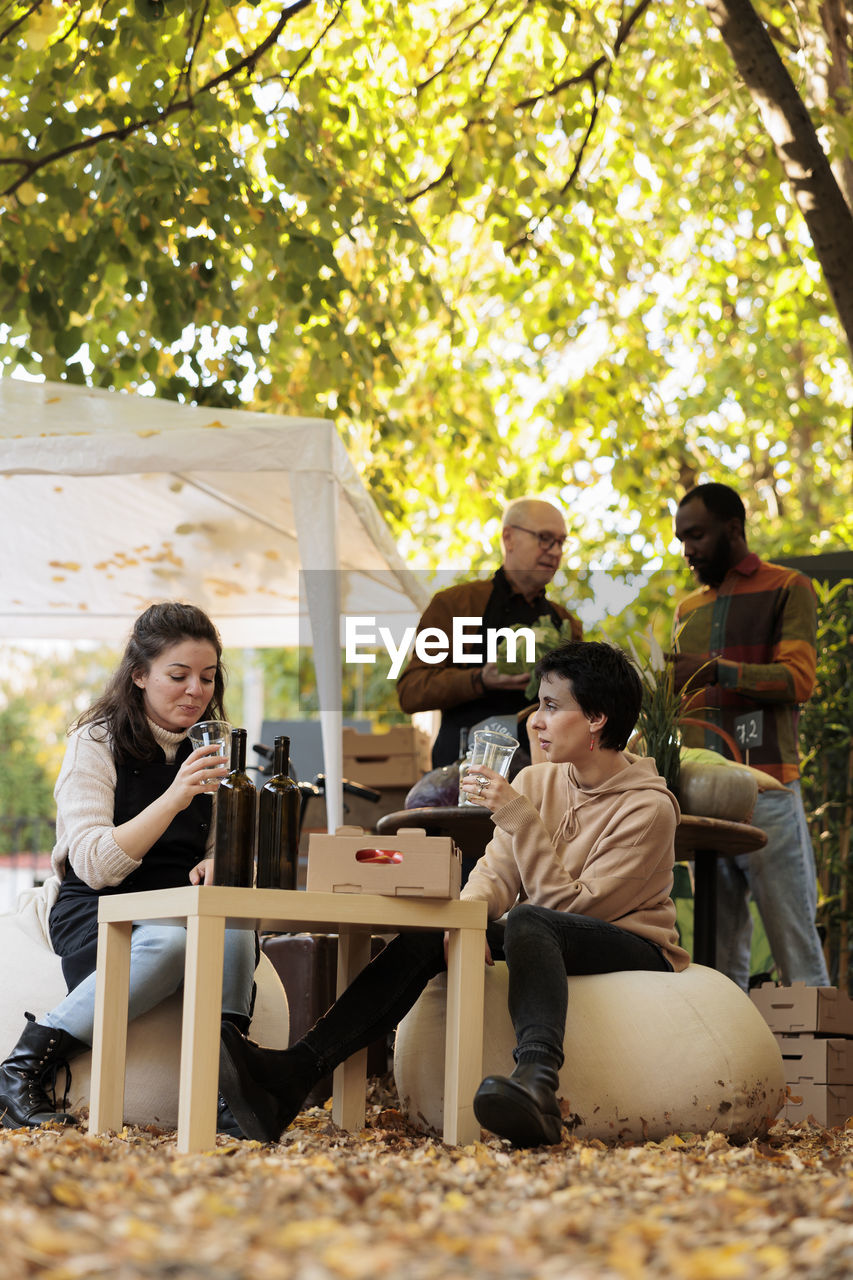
[534,640,642,751]
[678,482,746,535]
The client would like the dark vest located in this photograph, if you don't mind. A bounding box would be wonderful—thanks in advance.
[49,739,212,989]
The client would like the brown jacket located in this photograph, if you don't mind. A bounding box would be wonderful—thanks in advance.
[397,574,580,714]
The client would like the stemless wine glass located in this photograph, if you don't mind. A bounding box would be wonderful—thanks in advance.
[459,729,519,807]
[187,720,230,786]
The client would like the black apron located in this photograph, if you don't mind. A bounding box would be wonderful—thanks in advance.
[49,740,212,991]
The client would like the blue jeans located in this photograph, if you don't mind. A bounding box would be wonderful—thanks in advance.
[715,781,829,991]
[43,925,257,1045]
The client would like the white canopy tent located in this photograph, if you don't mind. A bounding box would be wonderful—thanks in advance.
[0,379,429,828]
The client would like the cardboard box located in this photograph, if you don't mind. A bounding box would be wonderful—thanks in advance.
[783,1080,853,1128]
[342,726,432,789]
[307,825,461,898]
[750,983,853,1036]
[777,1035,853,1085]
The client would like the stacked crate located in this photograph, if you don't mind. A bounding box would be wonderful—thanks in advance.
[750,982,853,1127]
[342,726,432,790]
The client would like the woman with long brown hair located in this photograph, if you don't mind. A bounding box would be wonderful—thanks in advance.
[0,602,256,1134]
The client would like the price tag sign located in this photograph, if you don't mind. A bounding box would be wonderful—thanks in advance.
[733,711,764,750]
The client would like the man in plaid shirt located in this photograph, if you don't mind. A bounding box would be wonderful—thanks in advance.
[672,482,828,990]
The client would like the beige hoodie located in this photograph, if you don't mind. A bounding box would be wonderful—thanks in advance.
[461,753,689,971]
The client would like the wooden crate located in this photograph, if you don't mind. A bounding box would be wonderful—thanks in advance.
[342,726,432,788]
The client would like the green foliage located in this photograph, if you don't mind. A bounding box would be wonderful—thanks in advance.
[800,579,853,987]
[0,0,850,576]
[494,614,575,698]
[0,698,55,820]
[253,646,409,727]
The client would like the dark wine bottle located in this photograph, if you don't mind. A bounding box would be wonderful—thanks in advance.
[256,735,300,891]
[213,728,257,887]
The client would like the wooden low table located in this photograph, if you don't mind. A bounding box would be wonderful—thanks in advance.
[674,815,767,967]
[88,886,487,1153]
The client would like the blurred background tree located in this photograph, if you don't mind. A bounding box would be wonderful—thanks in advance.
[2,1,850,925]
[1,0,850,575]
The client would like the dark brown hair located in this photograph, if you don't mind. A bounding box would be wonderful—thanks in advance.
[535,640,642,751]
[75,602,227,762]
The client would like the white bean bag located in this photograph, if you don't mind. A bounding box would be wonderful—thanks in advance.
[0,906,290,1130]
[394,962,785,1142]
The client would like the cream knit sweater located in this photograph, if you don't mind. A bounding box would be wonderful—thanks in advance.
[50,720,213,890]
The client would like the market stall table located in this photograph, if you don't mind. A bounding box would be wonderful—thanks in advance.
[88,886,487,1153]
[675,815,767,968]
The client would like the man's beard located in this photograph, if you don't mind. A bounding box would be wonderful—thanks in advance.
[692,531,733,587]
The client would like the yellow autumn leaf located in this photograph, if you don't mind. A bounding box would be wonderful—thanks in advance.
[441,1189,468,1210]
[49,1179,87,1208]
[16,182,39,206]
[676,1245,752,1279]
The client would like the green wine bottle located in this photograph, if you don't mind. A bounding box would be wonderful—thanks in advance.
[256,735,300,890]
[213,728,257,887]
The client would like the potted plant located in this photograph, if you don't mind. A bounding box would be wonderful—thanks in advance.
[627,630,683,795]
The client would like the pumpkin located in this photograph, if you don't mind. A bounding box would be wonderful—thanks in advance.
[678,749,759,821]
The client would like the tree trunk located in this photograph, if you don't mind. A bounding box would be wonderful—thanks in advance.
[703,0,853,366]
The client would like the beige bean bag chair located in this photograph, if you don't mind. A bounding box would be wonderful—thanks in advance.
[394,962,785,1142]
[0,886,289,1130]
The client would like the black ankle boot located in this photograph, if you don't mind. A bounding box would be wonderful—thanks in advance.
[216,1093,246,1138]
[473,1060,563,1147]
[0,1015,88,1129]
[218,1023,323,1143]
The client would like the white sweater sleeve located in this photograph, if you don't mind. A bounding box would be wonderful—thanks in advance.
[50,729,141,890]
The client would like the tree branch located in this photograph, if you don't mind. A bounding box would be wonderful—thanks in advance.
[1,0,317,197]
[406,0,652,205]
[702,0,853,366]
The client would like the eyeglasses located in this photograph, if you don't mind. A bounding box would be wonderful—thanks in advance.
[506,524,568,553]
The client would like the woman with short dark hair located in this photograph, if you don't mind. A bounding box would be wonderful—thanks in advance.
[219,640,689,1148]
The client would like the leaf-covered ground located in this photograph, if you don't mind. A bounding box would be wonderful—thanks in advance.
[1,1079,851,1280]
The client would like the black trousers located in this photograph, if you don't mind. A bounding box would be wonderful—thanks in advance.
[300,903,671,1075]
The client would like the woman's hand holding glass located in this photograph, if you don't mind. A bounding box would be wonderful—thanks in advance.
[171,745,228,807]
[458,764,517,813]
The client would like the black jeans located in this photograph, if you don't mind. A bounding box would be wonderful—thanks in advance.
[502,902,672,1067]
[300,903,671,1077]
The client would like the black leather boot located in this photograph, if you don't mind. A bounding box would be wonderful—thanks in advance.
[0,1015,88,1129]
[473,1060,563,1147]
[218,1022,323,1143]
[216,1093,246,1138]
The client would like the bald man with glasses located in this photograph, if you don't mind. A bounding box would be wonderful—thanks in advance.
[398,499,582,769]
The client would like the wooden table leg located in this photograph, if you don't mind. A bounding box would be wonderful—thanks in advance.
[692,850,717,969]
[443,924,485,1145]
[176,914,225,1153]
[89,920,132,1135]
[331,927,372,1132]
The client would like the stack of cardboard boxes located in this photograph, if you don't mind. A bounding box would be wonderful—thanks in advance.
[342,725,433,791]
[750,982,853,1127]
